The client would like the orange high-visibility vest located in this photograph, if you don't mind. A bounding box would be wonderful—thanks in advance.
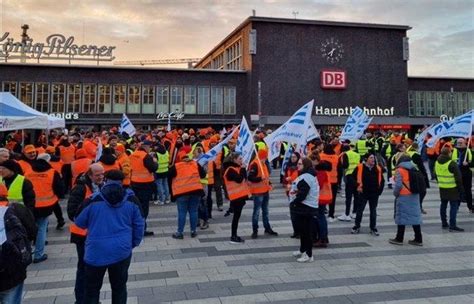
[333,143,342,155]
[59,145,76,164]
[223,166,250,201]
[171,161,203,196]
[207,161,215,185]
[248,159,271,195]
[356,164,382,190]
[18,160,32,175]
[318,171,333,204]
[26,169,58,208]
[130,150,155,183]
[99,161,120,173]
[0,199,8,206]
[36,146,45,154]
[83,139,97,160]
[320,153,339,184]
[397,168,412,195]
[392,135,402,145]
[50,160,64,177]
[69,185,93,237]
[117,154,131,186]
[71,158,93,186]
[426,145,437,156]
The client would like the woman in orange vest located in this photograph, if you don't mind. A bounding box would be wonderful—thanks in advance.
[58,135,76,191]
[248,149,278,239]
[320,144,339,221]
[223,152,250,244]
[169,154,205,239]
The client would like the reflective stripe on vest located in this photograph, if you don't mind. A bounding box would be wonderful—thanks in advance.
[356,164,382,189]
[156,152,169,174]
[345,150,360,175]
[320,153,338,184]
[172,161,203,196]
[26,169,58,208]
[435,160,456,189]
[7,175,24,204]
[69,186,93,237]
[398,168,412,195]
[223,167,250,201]
[130,150,155,183]
[248,159,271,195]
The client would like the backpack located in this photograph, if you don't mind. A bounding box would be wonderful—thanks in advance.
[402,168,426,194]
[0,207,32,273]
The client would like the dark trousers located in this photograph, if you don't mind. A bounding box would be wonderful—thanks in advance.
[419,191,426,209]
[327,183,338,218]
[74,242,85,304]
[354,194,379,230]
[206,184,214,218]
[344,175,359,216]
[230,199,245,237]
[53,201,64,223]
[84,255,132,304]
[396,225,422,243]
[212,175,224,207]
[63,163,72,191]
[428,158,436,180]
[295,213,314,257]
[290,206,299,236]
[133,187,153,231]
[462,171,473,210]
[440,200,460,228]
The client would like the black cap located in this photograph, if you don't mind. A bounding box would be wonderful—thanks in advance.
[105,169,125,181]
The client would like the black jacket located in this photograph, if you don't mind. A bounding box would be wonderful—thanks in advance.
[3,173,35,211]
[353,164,385,196]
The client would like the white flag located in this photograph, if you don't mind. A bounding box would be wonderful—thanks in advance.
[340,106,368,141]
[354,116,373,140]
[197,127,238,167]
[119,114,136,137]
[427,110,474,148]
[264,100,314,161]
[416,124,434,153]
[167,116,171,132]
[95,140,103,163]
[307,120,320,142]
[235,116,255,168]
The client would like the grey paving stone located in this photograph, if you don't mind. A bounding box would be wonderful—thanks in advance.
[134,271,179,281]
[185,287,232,299]
[273,281,318,292]
[139,292,187,303]
[152,283,199,294]
[53,294,77,304]
[302,296,353,304]
[197,279,242,290]
[230,284,276,295]
[22,297,56,304]
[314,278,359,288]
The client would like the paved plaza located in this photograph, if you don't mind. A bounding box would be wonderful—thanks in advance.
[23,172,474,304]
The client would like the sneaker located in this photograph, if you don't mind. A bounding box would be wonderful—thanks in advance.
[230,236,245,244]
[297,252,314,263]
[449,226,465,232]
[351,227,360,234]
[191,231,198,238]
[292,250,303,257]
[290,234,300,239]
[200,221,209,230]
[370,229,380,236]
[421,209,427,215]
[328,217,335,223]
[144,231,154,237]
[442,224,449,229]
[313,241,328,248]
[172,233,184,239]
[164,199,171,204]
[217,207,224,212]
[350,213,357,219]
[337,214,351,222]
[56,220,65,230]
[251,231,258,239]
[389,238,403,245]
[408,240,423,246]
[264,229,278,236]
[153,200,163,205]
[33,254,48,264]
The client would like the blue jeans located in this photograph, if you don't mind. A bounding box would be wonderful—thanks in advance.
[34,216,49,259]
[176,195,200,235]
[318,205,328,241]
[0,282,24,304]
[75,242,85,304]
[252,193,271,232]
[440,200,460,228]
[155,177,169,202]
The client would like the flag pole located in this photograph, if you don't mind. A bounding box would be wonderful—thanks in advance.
[464,111,473,163]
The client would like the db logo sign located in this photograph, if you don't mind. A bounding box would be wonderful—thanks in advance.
[320,70,346,89]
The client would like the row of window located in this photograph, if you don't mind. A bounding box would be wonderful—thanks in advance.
[1,82,237,115]
[408,90,474,117]
[202,38,243,70]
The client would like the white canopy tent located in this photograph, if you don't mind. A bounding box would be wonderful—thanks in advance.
[0,92,65,131]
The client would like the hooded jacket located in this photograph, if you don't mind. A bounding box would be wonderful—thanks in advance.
[436,154,464,201]
[75,181,145,266]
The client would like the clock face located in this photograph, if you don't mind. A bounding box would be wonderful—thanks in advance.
[320,38,344,64]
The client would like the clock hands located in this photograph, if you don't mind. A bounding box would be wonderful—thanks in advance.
[328,48,336,57]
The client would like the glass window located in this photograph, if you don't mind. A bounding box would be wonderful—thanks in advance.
[184,86,196,114]
[82,84,96,113]
[170,86,183,113]
[127,85,141,114]
[224,87,236,114]
[415,91,425,116]
[113,85,126,114]
[458,92,468,114]
[446,91,456,118]
[212,53,224,69]
[226,39,242,70]
[67,84,81,112]
[435,92,446,116]
[469,93,474,111]
[211,86,223,114]
[2,82,18,96]
[35,83,50,113]
[98,85,112,113]
[408,91,415,117]
[426,91,435,116]
[156,86,169,113]
[142,85,155,114]
[19,82,34,108]
[51,83,66,113]
[197,86,210,114]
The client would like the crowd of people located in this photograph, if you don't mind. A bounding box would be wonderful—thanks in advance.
[0,126,472,303]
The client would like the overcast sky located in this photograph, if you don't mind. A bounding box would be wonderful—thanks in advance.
[1,0,472,77]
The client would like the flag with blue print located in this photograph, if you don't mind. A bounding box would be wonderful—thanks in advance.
[95,140,103,163]
[307,120,320,142]
[340,107,368,141]
[426,110,474,148]
[415,124,434,153]
[354,116,373,140]
[280,144,294,176]
[264,100,314,161]
[236,116,255,168]
[119,114,136,136]
[197,127,238,167]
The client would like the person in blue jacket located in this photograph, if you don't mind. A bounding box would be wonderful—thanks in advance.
[75,169,145,304]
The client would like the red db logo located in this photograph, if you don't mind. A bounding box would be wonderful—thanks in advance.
[321,70,346,89]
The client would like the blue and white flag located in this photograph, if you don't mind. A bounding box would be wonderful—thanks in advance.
[307,120,320,142]
[280,144,294,177]
[416,124,434,153]
[95,140,103,163]
[119,114,136,137]
[426,110,474,148]
[167,116,171,132]
[197,127,238,167]
[264,100,314,161]
[236,116,255,168]
[354,116,373,140]
[340,106,368,141]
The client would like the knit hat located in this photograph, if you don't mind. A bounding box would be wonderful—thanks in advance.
[105,169,125,181]
[0,159,20,174]
[23,144,35,154]
[37,153,51,163]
